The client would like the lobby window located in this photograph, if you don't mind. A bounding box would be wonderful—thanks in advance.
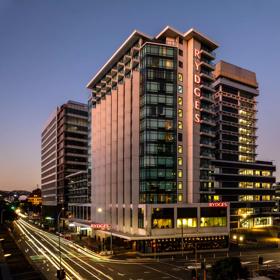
[178,121,183,130]
[178,182,183,190]
[177,218,196,228]
[178,194,183,202]
[178,109,183,118]
[178,73,183,82]
[200,207,227,227]
[152,208,174,229]
[178,85,183,94]
[178,145,183,154]
[178,170,183,178]
[178,157,183,166]
[178,97,183,106]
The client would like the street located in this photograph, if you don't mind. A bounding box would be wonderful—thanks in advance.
[13,218,280,279]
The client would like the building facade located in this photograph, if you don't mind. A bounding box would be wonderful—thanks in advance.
[213,61,276,228]
[87,26,229,252]
[41,101,89,216]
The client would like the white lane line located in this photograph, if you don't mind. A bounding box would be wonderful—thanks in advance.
[241,261,251,265]
[140,264,183,280]
[263,260,275,264]
[20,220,112,280]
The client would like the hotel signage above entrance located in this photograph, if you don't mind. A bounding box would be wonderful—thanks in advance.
[208,202,228,207]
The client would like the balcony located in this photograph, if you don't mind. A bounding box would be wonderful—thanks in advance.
[200,130,215,138]
[200,83,215,93]
[200,71,215,82]
[200,47,216,60]
[200,60,215,71]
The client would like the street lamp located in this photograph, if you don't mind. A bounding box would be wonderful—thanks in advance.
[97,207,113,254]
[57,207,65,279]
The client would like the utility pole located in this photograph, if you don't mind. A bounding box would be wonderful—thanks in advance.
[181,219,184,256]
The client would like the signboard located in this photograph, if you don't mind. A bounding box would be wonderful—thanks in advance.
[91,223,111,230]
[208,202,228,207]
[193,48,201,123]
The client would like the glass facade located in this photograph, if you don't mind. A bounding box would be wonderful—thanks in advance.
[139,44,177,204]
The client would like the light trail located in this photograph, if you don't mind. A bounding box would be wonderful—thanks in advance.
[16,220,82,280]
[18,219,113,280]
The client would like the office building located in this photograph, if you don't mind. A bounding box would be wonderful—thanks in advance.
[212,61,276,228]
[87,26,229,252]
[41,101,89,216]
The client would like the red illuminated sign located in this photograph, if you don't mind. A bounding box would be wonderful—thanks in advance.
[208,202,228,207]
[193,48,201,123]
[91,223,111,230]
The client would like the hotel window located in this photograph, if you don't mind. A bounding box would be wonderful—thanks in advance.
[262,195,271,201]
[179,49,183,56]
[179,61,183,68]
[178,170,183,178]
[262,183,271,189]
[178,182,183,190]
[178,73,183,82]
[178,97,183,106]
[178,121,183,129]
[178,194,183,202]
[262,170,271,176]
[255,170,261,176]
[178,133,183,141]
[255,182,260,188]
[178,157,183,166]
[178,109,183,118]
[178,145,183,154]
[213,195,220,201]
[178,85,183,94]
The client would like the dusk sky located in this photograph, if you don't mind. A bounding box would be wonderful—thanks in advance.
[1,0,280,191]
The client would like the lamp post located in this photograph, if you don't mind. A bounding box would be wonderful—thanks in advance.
[57,207,65,279]
[97,207,113,254]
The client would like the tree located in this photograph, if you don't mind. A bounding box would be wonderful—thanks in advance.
[211,257,249,280]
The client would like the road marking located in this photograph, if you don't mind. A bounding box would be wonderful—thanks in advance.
[108,267,114,271]
[140,264,183,280]
[241,261,251,265]
[118,272,125,276]
[263,260,275,264]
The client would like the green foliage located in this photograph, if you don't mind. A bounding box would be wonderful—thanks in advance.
[211,257,249,280]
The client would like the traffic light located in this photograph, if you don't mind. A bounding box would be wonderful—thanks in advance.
[258,256,263,265]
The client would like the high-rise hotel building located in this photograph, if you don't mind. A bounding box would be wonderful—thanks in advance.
[212,61,276,228]
[87,26,230,252]
[41,101,89,216]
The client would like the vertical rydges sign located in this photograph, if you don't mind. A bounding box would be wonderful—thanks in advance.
[194,48,201,123]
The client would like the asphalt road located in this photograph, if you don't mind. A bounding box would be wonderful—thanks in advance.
[13,218,280,280]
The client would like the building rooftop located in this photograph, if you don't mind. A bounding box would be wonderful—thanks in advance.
[214,60,258,88]
[86,26,218,89]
